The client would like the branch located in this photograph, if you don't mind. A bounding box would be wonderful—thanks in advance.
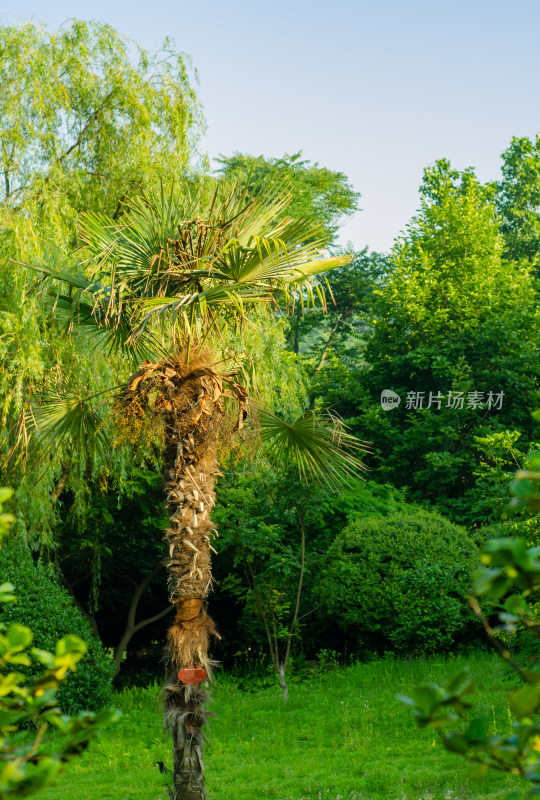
[469,596,527,681]
[283,509,306,672]
[112,564,172,677]
[43,89,116,184]
[51,463,71,501]
[247,562,278,671]
[132,604,172,635]
[296,601,324,622]
[313,311,351,374]
[59,90,116,163]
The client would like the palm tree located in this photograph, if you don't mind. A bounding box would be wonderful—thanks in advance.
[25,180,367,800]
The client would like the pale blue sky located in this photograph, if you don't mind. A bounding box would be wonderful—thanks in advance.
[2,0,540,252]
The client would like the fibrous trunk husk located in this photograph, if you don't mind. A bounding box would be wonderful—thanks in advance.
[122,352,235,800]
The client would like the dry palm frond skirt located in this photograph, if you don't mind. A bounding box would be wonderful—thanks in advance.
[120,350,247,784]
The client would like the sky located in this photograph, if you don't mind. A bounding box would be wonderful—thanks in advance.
[2,0,540,253]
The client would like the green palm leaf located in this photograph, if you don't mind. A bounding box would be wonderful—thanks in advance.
[21,177,353,364]
[258,408,369,492]
[26,385,111,460]
[52,295,167,362]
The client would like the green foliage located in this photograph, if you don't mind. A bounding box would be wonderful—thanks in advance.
[35,654,517,800]
[0,20,202,218]
[317,509,478,655]
[400,452,540,798]
[28,181,350,371]
[0,540,114,713]
[258,407,368,491]
[215,151,360,243]
[214,466,331,656]
[0,18,204,544]
[506,450,540,517]
[379,160,521,339]
[225,318,310,422]
[0,620,119,800]
[56,462,170,671]
[289,247,389,362]
[170,150,367,454]
[0,490,119,799]
[213,466,413,661]
[467,431,530,526]
[477,517,540,550]
[0,488,15,534]
[345,160,540,524]
[400,535,540,797]
[495,135,540,265]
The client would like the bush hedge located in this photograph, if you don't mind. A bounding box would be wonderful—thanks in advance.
[0,538,114,712]
[316,509,479,655]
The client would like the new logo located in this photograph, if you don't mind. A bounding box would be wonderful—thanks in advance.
[380,390,401,411]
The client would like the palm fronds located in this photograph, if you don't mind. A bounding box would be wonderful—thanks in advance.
[21,178,352,354]
[25,383,111,460]
[258,408,370,492]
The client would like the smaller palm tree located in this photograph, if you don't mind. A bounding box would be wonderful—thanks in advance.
[24,179,367,800]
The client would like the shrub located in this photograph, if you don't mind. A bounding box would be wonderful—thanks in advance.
[316,509,478,655]
[0,538,114,712]
[0,489,119,798]
[475,515,540,548]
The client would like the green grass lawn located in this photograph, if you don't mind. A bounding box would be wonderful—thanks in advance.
[37,652,518,800]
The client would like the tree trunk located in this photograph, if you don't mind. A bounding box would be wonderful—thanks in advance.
[159,361,225,800]
[112,564,172,678]
[122,355,242,800]
[278,663,288,704]
[279,509,305,704]
[312,311,351,374]
[170,684,209,800]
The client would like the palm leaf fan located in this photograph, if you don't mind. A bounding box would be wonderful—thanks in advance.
[258,408,370,492]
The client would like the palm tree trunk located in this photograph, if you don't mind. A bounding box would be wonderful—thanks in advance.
[160,362,224,800]
[123,356,227,800]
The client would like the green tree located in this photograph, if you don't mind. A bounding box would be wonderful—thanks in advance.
[0,19,204,547]
[55,464,172,679]
[0,539,115,713]
[495,134,540,266]
[216,151,367,359]
[214,449,371,703]
[212,468,413,668]
[215,465,328,702]
[283,246,388,362]
[26,180,366,800]
[303,247,388,369]
[351,160,540,523]
[216,151,360,243]
[0,20,202,218]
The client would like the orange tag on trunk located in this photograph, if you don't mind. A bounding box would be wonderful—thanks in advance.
[178,665,207,685]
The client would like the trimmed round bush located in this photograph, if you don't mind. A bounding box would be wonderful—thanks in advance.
[317,509,478,655]
[0,539,114,713]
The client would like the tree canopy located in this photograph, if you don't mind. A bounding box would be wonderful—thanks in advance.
[313,160,540,523]
[0,20,203,220]
[216,151,360,243]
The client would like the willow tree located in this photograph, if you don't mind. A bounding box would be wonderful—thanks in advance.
[26,181,366,800]
[0,20,201,218]
[0,19,203,548]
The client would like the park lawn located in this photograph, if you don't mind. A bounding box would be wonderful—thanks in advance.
[37,652,517,800]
